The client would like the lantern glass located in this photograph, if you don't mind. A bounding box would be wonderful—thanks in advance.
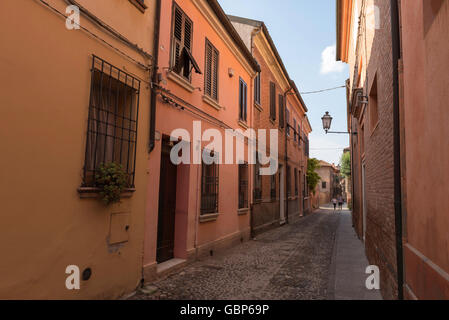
[322,112,333,132]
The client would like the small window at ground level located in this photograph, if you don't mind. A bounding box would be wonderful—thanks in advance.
[238,163,249,209]
[201,151,219,214]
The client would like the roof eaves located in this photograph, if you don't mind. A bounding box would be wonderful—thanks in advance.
[206,0,260,73]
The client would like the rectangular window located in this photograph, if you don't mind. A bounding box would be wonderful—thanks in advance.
[271,174,276,200]
[239,78,248,122]
[305,136,309,157]
[254,73,261,105]
[171,3,194,80]
[254,153,262,201]
[83,55,140,188]
[204,39,219,101]
[238,163,248,209]
[201,151,219,214]
[293,119,297,142]
[298,124,301,146]
[294,168,298,196]
[279,94,284,128]
[322,181,327,189]
[287,165,291,197]
[304,174,307,197]
[369,74,378,132]
[270,82,276,120]
[286,108,290,136]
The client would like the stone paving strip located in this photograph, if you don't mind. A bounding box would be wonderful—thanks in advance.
[130,210,340,300]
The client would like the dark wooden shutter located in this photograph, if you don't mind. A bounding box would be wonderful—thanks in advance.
[172,4,193,77]
[270,82,276,120]
[205,40,219,100]
[298,124,301,145]
[212,48,218,100]
[239,79,247,122]
[279,94,284,128]
[173,7,183,70]
[293,119,297,141]
[205,41,212,97]
[254,73,261,105]
[184,18,192,51]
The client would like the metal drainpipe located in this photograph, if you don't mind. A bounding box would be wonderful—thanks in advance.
[283,88,294,224]
[149,0,162,153]
[390,0,404,300]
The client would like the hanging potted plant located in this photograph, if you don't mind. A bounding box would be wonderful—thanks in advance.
[95,162,128,205]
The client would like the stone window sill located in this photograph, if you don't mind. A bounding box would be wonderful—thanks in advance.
[238,208,249,215]
[167,71,195,93]
[202,95,222,110]
[199,213,219,223]
[129,0,147,13]
[238,120,248,130]
[78,187,135,199]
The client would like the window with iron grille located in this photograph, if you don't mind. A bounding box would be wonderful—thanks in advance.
[279,94,284,128]
[322,181,327,189]
[294,168,298,196]
[305,136,309,157]
[171,3,194,80]
[286,165,291,197]
[270,82,276,121]
[286,107,290,136]
[254,72,261,105]
[304,174,308,197]
[239,78,247,122]
[201,151,219,214]
[293,119,297,142]
[204,39,219,101]
[82,55,140,188]
[238,163,248,209]
[254,153,262,201]
[270,173,276,200]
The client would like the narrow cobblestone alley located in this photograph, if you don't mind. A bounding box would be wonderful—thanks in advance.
[131,209,344,300]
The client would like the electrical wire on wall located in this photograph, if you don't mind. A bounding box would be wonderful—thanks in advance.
[36,0,151,70]
[300,85,346,95]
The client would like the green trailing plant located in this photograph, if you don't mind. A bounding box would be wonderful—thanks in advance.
[340,151,351,178]
[95,162,128,205]
[307,158,321,195]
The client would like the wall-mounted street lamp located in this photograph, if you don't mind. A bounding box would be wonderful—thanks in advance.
[321,111,357,135]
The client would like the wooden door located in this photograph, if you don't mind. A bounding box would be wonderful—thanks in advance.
[156,145,177,263]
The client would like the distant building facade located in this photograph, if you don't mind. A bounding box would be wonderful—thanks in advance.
[229,16,311,235]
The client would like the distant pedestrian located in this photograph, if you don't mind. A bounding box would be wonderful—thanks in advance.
[338,195,343,210]
[332,198,337,211]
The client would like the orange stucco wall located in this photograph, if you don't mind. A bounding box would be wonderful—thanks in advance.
[400,0,449,299]
[0,0,155,299]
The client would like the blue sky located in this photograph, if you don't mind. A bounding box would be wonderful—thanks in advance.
[218,0,350,166]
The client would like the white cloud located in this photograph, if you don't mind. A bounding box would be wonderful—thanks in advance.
[320,45,345,74]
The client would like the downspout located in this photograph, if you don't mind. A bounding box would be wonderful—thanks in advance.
[283,87,294,224]
[390,0,404,300]
[149,0,162,152]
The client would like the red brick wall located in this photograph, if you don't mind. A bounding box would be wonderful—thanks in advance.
[350,0,399,300]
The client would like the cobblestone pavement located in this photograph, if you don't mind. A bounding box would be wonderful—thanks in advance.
[131,210,340,300]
